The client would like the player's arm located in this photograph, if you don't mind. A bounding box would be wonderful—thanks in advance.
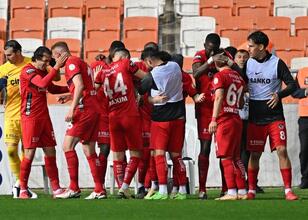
[292,75,307,99]
[65,74,84,122]
[148,93,169,104]
[93,65,103,90]
[193,53,225,79]
[208,88,224,134]
[47,83,69,94]
[268,59,297,108]
[138,73,153,95]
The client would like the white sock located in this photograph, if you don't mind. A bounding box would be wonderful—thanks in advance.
[179,185,187,194]
[172,186,178,193]
[138,182,144,188]
[151,181,158,190]
[121,183,129,190]
[248,189,256,194]
[14,180,20,187]
[227,188,237,196]
[238,189,247,195]
[285,188,291,194]
[159,184,168,195]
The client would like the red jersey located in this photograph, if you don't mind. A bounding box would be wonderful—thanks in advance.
[20,63,51,119]
[212,69,245,123]
[64,56,99,111]
[101,58,140,117]
[182,71,197,99]
[91,60,109,116]
[193,50,216,116]
[135,61,152,121]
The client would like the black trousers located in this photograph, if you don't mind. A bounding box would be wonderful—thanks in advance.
[299,117,308,183]
[240,120,250,172]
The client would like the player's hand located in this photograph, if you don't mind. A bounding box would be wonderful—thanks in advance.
[212,52,226,63]
[54,52,69,70]
[152,94,169,104]
[93,65,103,79]
[57,94,72,104]
[194,93,206,103]
[208,121,217,134]
[267,93,279,109]
[65,108,74,122]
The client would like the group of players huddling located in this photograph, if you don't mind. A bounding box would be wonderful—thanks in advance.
[0,30,298,200]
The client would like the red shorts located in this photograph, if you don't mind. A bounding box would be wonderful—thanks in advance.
[66,109,99,143]
[21,117,56,149]
[215,117,242,158]
[197,115,212,140]
[150,119,185,153]
[97,115,110,145]
[247,120,287,152]
[109,116,143,152]
[141,117,151,147]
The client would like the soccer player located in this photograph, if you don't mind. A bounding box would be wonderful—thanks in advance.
[96,48,147,198]
[192,33,224,199]
[51,42,106,199]
[0,40,37,198]
[208,49,247,200]
[228,31,298,200]
[19,46,69,199]
[140,48,187,200]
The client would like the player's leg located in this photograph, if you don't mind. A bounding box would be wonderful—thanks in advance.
[298,117,308,188]
[269,121,298,200]
[113,151,126,189]
[98,143,110,185]
[197,116,212,199]
[19,148,36,199]
[136,146,150,198]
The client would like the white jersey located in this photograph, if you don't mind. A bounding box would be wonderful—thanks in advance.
[246,55,281,100]
[151,61,183,106]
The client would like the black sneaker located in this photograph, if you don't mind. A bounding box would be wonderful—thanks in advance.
[256,185,264,193]
[299,181,308,189]
[136,186,146,199]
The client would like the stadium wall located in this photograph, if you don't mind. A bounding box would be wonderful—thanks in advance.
[0,104,301,195]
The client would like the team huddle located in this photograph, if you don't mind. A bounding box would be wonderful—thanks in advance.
[0,30,299,200]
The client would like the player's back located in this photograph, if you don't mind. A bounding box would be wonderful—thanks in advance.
[103,58,139,117]
[213,69,245,121]
[65,56,98,110]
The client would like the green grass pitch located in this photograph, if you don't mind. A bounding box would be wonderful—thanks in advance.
[0,188,307,220]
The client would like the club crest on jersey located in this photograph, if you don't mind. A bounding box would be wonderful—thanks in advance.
[278,123,285,129]
[213,77,219,84]
[69,64,76,71]
[26,68,35,74]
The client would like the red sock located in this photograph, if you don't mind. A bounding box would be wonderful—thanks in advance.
[150,155,158,181]
[123,156,140,185]
[20,158,32,190]
[87,154,103,193]
[98,153,108,184]
[248,168,259,191]
[65,150,79,191]
[220,159,227,193]
[198,155,209,192]
[280,168,292,189]
[113,160,125,188]
[234,159,246,189]
[221,159,236,190]
[44,156,60,191]
[172,156,187,186]
[172,165,179,187]
[155,155,168,185]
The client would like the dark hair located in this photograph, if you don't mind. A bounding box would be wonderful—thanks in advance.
[171,54,184,69]
[144,42,159,51]
[51,41,69,51]
[205,33,221,46]
[4,40,22,52]
[214,48,227,68]
[224,46,237,59]
[109,41,125,53]
[247,31,269,48]
[142,48,171,62]
[32,46,52,62]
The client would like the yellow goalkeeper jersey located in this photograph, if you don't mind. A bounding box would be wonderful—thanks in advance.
[0,57,31,120]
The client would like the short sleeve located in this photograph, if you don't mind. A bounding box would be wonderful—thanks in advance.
[127,59,139,74]
[65,57,81,81]
[193,51,205,64]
